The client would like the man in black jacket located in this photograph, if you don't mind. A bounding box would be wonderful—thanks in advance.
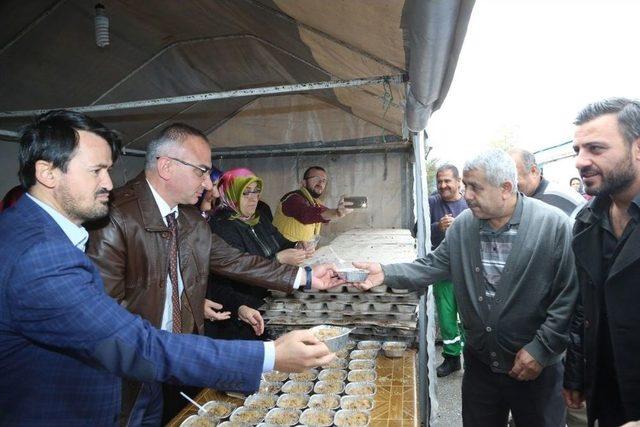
[564,98,640,426]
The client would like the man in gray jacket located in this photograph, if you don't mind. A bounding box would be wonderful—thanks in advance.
[354,149,579,427]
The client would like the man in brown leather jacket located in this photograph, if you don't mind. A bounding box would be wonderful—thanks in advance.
[87,123,340,426]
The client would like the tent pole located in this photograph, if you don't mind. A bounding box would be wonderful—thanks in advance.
[0,129,19,139]
[0,74,406,118]
[413,129,434,426]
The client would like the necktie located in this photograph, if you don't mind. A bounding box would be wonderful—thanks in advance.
[166,212,182,333]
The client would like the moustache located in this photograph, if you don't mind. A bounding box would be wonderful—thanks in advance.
[579,166,600,178]
[95,189,110,197]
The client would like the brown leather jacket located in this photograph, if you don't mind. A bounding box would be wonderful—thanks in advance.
[86,172,297,425]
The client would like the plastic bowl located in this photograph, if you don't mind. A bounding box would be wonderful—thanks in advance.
[334,409,371,427]
[356,341,382,351]
[262,370,289,382]
[382,341,407,358]
[244,393,278,410]
[229,406,268,425]
[198,400,236,419]
[308,393,341,410]
[344,381,377,397]
[276,393,309,410]
[337,268,369,282]
[299,408,335,427]
[281,380,314,395]
[349,349,378,360]
[347,369,377,383]
[264,408,301,426]
[180,415,217,427]
[318,368,347,382]
[340,395,375,412]
[313,380,345,395]
[348,359,375,371]
[288,369,318,382]
[310,325,353,352]
[258,380,283,394]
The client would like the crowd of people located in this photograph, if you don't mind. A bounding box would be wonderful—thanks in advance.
[352,98,640,427]
[0,113,353,426]
[1,97,639,427]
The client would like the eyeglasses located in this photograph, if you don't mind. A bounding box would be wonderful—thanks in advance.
[157,156,211,177]
[242,188,262,197]
[304,175,328,184]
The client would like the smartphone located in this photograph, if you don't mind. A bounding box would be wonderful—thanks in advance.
[343,196,368,209]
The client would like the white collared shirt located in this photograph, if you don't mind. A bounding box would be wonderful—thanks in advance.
[27,193,89,251]
[146,180,185,333]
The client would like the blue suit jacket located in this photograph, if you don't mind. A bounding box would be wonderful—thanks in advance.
[0,196,264,426]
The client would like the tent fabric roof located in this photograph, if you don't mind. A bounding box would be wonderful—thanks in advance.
[0,0,474,151]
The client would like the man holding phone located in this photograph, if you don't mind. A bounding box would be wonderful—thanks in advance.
[273,166,353,243]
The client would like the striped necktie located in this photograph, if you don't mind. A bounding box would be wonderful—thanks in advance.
[165,212,182,333]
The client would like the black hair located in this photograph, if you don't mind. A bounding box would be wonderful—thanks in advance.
[436,164,460,179]
[575,98,640,146]
[18,110,121,189]
[303,166,326,180]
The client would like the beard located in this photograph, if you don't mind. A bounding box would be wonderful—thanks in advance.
[581,152,636,196]
[306,185,323,199]
[57,183,110,223]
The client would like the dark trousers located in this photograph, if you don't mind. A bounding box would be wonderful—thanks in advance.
[127,382,163,427]
[160,383,202,425]
[461,350,566,427]
[591,378,627,427]
[205,318,273,341]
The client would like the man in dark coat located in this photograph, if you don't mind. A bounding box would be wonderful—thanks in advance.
[564,98,640,426]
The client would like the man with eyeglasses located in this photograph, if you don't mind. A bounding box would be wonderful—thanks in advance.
[86,124,343,425]
[273,166,353,243]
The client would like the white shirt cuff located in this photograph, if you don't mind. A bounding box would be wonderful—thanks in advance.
[262,341,276,372]
[292,267,304,289]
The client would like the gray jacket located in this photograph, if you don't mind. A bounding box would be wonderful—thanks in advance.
[384,196,578,372]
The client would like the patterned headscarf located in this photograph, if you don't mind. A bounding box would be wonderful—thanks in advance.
[218,168,263,226]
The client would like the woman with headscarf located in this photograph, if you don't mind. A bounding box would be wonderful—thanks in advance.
[196,166,224,219]
[205,168,307,340]
[194,167,237,325]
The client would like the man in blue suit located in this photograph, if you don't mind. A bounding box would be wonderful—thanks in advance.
[0,110,336,426]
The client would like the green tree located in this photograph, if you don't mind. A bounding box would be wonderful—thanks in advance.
[425,157,439,195]
[489,124,520,151]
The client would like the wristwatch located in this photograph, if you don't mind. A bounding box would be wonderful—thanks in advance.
[304,266,313,290]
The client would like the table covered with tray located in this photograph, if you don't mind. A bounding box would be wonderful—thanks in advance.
[167,347,418,427]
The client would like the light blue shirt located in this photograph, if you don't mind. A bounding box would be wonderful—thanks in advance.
[145,181,275,372]
[26,194,89,251]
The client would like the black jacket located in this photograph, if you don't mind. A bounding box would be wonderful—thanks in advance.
[207,207,295,312]
[564,196,640,423]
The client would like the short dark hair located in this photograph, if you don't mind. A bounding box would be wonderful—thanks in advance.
[570,177,581,185]
[436,164,459,179]
[575,98,640,146]
[303,166,326,180]
[145,123,209,169]
[18,110,121,189]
